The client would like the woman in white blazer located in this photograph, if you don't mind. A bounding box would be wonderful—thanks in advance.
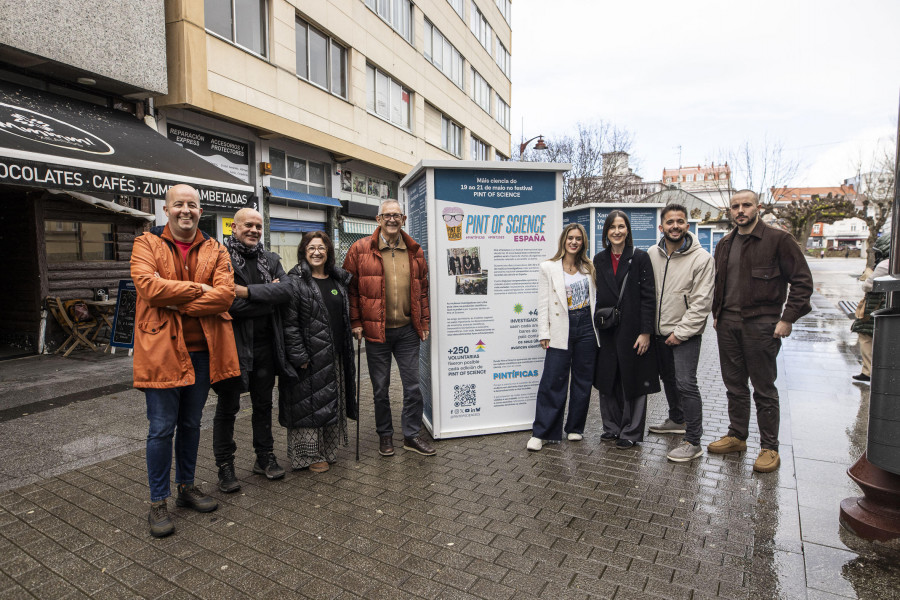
[527,223,600,451]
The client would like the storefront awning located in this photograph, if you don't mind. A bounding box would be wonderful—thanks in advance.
[341,216,378,235]
[0,82,256,209]
[265,187,341,208]
[47,189,154,221]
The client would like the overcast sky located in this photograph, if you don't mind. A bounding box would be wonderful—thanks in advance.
[509,0,900,187]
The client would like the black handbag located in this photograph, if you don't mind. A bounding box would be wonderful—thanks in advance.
[595,273,628,330]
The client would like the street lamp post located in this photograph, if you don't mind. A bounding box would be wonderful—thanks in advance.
[839,94,900,541]
[519,135,548,157]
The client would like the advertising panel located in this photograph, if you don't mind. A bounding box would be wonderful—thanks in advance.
[697,227,712,252]
[594,206,659,251]
[425,168,561,437]
[167,124,250,184]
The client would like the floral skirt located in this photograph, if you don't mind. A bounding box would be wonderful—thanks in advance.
[286,354,348,469]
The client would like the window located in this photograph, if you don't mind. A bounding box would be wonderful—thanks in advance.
[269,149,327,196]
[364,0,413,43]
[448,0,464,18]
[425,20,465,89]
[495,151,509,161]
[205,0,267,57]
[471,136,488,161]
[686,174,694,182]
[495,39,510,78]
[496,0,511,24]
[441,115,462,157]
[471,68,491,113]
[470,1,492,55]
[366,64,411,130]
[495,95,509,130]
[45,221,114,263]
[295,18,347,98]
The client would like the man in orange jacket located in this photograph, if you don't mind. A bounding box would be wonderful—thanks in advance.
[131,184,240,537]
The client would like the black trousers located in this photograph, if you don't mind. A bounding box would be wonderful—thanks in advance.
[716,318,781,450]
[597,367,647,442]
[212,338,276,466]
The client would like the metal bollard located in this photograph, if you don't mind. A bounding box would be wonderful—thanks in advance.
[868,307,900,475]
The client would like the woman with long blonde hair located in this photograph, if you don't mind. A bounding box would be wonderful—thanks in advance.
[527,223,600,451]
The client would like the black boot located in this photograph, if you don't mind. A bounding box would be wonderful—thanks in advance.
[218,463,241,493]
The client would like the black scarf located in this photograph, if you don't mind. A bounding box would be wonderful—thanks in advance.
[225,235,272,284]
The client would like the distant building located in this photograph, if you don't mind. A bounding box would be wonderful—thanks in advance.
[771,186,866,250]
[770,185,857,204]
[566,152,663,206]
[661,163,733,208]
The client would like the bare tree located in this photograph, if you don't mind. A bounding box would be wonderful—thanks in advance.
[848,139,895,269]
[765,193,859,250]
[517,121,634,207]
[706,137,801,210]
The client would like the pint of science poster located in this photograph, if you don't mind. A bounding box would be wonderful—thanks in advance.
[404,162,566,438]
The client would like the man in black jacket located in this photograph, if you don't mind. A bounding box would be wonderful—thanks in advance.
[212,208,293,492]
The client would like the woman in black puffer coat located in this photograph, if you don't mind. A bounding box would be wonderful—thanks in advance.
[279,231,357,472]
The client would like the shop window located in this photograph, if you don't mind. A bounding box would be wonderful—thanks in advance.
[295,18,347,98]
[340,169,397,202]
[269,149,328,195]
[366,64,411,130]
[45,221,115,263]
[205,0,268,58]
[364,0,413,43]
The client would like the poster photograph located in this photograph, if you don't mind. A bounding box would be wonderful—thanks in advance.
[403,162,567,438]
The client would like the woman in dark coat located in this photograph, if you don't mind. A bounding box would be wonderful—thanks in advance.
[280,231,357,472]
[593,210,659,449]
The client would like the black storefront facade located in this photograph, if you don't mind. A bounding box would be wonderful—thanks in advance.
[0,82,255,354]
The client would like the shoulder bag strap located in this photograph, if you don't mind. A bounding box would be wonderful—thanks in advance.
[615,273,629,309]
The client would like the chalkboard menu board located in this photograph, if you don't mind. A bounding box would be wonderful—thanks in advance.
[110,280,137,348]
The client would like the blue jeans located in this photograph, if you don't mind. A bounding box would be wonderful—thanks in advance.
[656,334,704,445]
[145,352,210,502]
[533,308,598,441]
[366,324,424,439]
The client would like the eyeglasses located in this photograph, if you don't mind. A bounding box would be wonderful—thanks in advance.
[442,214,464,224]
[378,213,404,221]
[306,245,327,254]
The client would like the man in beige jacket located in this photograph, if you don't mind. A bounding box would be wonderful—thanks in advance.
[647,204,715,462]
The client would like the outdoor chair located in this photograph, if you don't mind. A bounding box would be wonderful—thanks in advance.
[46,297,99,356]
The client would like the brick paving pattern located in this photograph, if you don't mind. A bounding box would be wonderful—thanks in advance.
[1,260,898,599]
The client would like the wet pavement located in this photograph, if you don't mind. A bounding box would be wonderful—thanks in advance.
[0,257,898,599]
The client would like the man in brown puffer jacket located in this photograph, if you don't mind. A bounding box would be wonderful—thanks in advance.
[343,200,433,457]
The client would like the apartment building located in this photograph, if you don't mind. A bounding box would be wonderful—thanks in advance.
[0,1,252,353]
[157,0,513,268]
[662,162,733,208]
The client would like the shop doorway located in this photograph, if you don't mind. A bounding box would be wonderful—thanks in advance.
[199,214,218,241]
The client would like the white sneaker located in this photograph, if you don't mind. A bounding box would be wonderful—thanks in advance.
[567,432,583,441]
[526,437,545,451]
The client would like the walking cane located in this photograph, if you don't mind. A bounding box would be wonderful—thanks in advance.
[355,336,361,461]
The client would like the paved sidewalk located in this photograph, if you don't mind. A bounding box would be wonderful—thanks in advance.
[0,257,897,599]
